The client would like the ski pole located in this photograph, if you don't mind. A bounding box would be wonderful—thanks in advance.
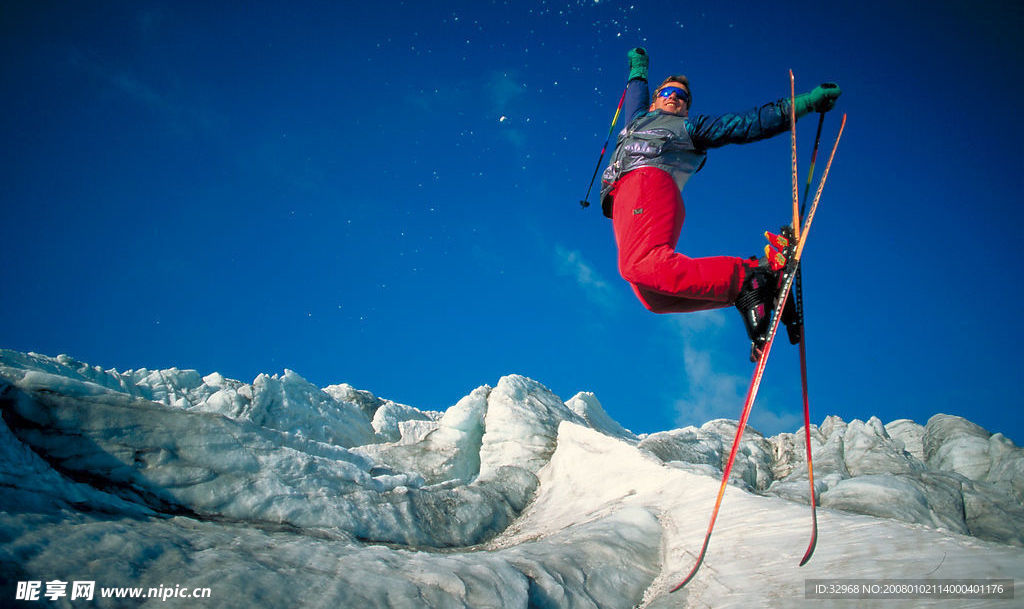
[579,81,628,209]
[800,112,827,216]
[793,83,835,227]
[793,111,825,333]
[789,70,799,236]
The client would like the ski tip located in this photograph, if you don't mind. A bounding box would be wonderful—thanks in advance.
[799,541,817,567]
[799,522,818,566]
[670,554,706,593]
[669,574,694,594]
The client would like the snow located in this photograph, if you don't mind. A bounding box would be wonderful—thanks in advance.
[477,375,585,480]
[2,348,1023,607]
[565,391,637,441]
[925,414,996,479]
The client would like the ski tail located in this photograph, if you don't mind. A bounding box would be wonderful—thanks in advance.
[798,335,818,566]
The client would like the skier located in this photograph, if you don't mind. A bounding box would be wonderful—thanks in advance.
[599,48,841,358]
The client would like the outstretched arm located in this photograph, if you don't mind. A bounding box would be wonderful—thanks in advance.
[689,83,841,149]
[687,100,791,149]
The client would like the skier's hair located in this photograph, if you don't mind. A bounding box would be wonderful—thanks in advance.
[657,75,692,109]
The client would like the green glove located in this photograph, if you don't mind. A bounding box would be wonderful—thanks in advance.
[794,83,841,117]
[628,47,648,81]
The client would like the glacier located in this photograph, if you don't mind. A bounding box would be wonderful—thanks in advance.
[1,349,1022,608]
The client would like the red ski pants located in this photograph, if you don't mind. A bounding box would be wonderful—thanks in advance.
[611,167,748,314]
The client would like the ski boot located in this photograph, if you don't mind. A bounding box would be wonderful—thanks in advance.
[735,264,780,362]
[735,227,796,361]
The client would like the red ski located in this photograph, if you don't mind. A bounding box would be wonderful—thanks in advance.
[671,109,846,594]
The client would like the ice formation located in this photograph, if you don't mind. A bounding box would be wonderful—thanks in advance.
[1,349,1022,608]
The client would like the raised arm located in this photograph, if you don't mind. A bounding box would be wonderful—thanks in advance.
[621,48,651,124]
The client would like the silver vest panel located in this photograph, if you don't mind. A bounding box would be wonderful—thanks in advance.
[600,112,707,218]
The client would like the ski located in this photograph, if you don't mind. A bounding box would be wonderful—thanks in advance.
[795,110,827,568]
[671,111,846,594]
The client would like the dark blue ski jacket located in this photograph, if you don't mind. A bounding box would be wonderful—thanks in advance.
[600,78,793,217]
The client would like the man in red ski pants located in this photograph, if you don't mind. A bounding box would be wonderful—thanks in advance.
[599,48,840,355]
[611,166,746,314]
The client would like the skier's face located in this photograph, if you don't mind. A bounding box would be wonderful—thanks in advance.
[651,84,690,116]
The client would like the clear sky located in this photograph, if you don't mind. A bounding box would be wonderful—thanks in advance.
[2,1,1022,443]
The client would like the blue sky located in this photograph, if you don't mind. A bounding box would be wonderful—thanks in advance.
[2,1,1022,443]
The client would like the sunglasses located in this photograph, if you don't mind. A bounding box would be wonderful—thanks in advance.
[657,86,690,103]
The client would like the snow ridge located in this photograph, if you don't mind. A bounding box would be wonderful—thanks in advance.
[1,349,1022,608]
